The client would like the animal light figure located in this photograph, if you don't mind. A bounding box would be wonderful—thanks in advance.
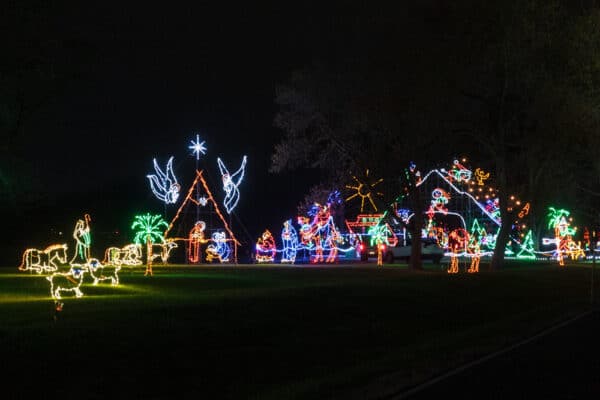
[256,230,276,263]
[206,231,231,263]
[217,156,247,214]
[103,244,143,267]
[47,266,86,299]
[87,258,121,286]
[281,219,299,264]
[147,156,180,204]
[19,244,68,274]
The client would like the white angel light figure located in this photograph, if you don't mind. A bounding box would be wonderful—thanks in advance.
[147,156,180,204]
[217,155,247,214]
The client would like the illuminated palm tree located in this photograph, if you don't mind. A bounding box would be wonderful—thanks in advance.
[546,207,575,266]
[131,213,168,275]
[547,207,570,230]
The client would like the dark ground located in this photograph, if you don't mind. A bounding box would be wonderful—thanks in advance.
[400,309,600,399]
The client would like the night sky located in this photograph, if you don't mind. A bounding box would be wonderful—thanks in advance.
[6,3,369,253]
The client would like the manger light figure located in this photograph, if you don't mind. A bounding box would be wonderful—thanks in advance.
[217,155,247,214]
[147,157,180,204]
[206,231,231,263]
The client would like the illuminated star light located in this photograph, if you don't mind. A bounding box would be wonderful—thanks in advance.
[189,134,207,160]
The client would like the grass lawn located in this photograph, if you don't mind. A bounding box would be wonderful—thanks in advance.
[0,261,596,399]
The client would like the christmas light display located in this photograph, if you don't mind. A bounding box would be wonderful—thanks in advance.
[431,188,451,214]
[188,221,208,263]
[256,230,276,263]
[302,203,343,263]
[518,202,531,219]
[368,224,389,266]
[147,156,180,204]
[516,230,536,260]
[149,240,178,264]
[280,219,299,263]
[206,231,231,263]
[447,228,469,273]
[46,266,86,299]
[165,170,240,263]
[87,258,120,285]
[398,159,536,261]
[417,168,502,225]
[19,244,68,274]
[474,168,490,186]
[189,134,207,160]
[217,155,247,214]
[132,213,169,276]
[345,169,384,212]
[467,229,481,273]
[546,207,585,266]
[70,214,91,266]
[103,244,143,266]
[445,159,472,182]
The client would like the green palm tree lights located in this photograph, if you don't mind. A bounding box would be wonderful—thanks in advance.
[132,213,168,275]
[547,207,575,236]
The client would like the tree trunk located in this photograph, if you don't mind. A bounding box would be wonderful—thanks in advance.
[408,179,424,270]
[490,156,509,270]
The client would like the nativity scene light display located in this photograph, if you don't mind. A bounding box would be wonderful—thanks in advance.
[17,133,249,299]
[16,135,599,300]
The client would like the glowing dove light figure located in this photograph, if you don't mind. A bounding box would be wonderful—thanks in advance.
[217,155,247,214]
[147,156,180,204]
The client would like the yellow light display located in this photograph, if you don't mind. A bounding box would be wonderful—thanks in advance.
[103,244,143,267]
[474,168,490,186]
[19,244,68,274]
[149,239,178,264]
[345,169,384,213]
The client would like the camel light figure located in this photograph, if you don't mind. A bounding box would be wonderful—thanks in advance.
[147,156,180,204]
[217,155,247,214]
